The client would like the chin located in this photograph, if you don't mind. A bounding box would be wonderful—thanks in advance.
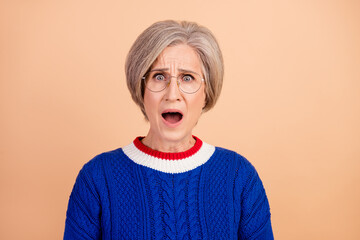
[159,128,192,143]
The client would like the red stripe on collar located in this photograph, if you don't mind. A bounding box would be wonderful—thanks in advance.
[133,136,203,160]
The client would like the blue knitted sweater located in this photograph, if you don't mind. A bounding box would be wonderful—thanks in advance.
[64,137,273,239]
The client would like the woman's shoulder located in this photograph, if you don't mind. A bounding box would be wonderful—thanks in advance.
[213,146,256,171]
[82,147,123,169]
[208,146,261,186]
[212,146,267,197]
[78,147,133,180]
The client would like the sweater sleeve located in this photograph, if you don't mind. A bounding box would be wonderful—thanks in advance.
[236,155,274,240]
[64,165,102,240]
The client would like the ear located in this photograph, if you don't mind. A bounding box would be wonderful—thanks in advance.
[202,96,207,111]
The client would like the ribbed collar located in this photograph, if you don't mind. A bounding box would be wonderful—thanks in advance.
[133,136,202,160]
[122,136,215,174]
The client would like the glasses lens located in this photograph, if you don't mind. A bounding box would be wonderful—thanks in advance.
[178,72,203,94]
[144,71,168,92]
[143,71,203,93]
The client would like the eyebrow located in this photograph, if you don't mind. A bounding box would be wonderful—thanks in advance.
[150,68,200,75]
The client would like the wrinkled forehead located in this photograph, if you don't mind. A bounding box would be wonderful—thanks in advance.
[150,44,202,75]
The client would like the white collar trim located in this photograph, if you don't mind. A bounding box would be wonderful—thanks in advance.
[122,141,215,174]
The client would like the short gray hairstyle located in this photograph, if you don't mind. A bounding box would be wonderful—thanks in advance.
[125,20,224,118]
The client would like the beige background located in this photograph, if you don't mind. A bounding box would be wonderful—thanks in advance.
[1,0,359,239]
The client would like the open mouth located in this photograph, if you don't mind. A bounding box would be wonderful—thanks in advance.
[161,111,183,124]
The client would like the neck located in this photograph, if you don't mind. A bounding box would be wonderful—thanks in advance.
[142,132,195,153]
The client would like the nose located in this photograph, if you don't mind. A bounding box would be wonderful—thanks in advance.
[164,76,182,101]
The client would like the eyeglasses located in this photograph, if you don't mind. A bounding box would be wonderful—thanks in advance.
[142,70,204,94]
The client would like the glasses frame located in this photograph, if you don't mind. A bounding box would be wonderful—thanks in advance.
[142,70,205,94]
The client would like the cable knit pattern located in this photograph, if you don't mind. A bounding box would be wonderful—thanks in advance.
[109,155,140,239]
[64,137,273,240]
[204,148,231,239]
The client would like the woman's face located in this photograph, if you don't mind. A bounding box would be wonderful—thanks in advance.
[143,44,206,146]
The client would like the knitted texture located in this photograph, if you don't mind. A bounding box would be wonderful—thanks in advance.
[64,138,273,240]
[122,137,215,173]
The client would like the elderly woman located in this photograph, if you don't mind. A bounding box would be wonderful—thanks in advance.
[64,20,273,240]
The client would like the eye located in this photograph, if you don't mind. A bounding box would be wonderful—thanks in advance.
[182,74,194,82]
[154,73,166,81]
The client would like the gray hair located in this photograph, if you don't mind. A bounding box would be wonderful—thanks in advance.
[125,20,224,118]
